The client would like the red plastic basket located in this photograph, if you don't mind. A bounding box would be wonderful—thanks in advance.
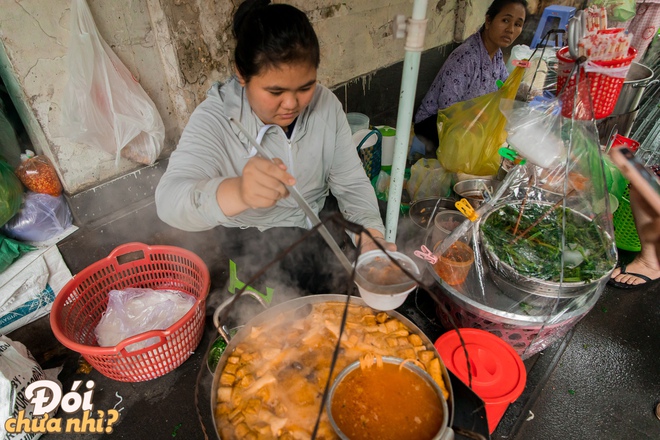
[50,242,210,382]
[556,45,637,120]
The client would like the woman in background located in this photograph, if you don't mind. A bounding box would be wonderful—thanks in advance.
[414,0,528,149]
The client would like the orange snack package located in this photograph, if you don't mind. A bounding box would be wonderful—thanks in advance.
[15,150,63,197]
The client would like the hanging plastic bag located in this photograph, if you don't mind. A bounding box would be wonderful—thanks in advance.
[436,66,525,176]
[14,150,63,197]
[406,158,452,201]
[0,160,22,228]
[61,0,165,165]
[1,192,73,243]
[588,0,636,23]
[500,96,566,169]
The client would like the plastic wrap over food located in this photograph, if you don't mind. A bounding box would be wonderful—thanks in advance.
[418,115,617,359]
[95,288,196,351]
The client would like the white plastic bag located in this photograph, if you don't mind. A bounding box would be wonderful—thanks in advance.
[61,0,165,165]
[94,288,196,351]
[0,336,47,440]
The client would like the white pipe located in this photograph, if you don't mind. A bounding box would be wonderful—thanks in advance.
[385,0,428,242]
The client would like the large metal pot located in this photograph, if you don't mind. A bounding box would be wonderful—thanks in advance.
[612,62,657,115]
[210,293,457,440]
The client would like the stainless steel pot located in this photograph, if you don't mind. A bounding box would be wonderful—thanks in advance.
[612,62,658,115]
[210,293,457,439]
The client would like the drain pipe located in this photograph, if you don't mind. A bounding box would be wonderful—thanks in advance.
[386,0,428,242]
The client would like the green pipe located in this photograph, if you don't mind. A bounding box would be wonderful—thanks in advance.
[385,0,428,242]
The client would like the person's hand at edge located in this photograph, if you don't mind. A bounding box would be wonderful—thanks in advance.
[358,228,397,254]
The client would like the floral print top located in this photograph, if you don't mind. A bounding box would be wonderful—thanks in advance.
[415,31,509,123]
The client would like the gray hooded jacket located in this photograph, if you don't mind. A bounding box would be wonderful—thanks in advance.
[155,77,384,235]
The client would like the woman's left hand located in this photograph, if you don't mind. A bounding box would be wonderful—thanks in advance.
[358,228,397,253]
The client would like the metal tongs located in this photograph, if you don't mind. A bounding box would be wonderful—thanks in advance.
[227,117,355,276]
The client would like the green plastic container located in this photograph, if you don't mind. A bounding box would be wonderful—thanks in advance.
[612,185,641,252]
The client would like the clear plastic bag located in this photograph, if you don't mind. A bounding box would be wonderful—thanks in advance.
[14,150,62,197]
[588,0,636,22]
[61,0,165,165]
[0,160,22,227]
[500,97,566,169]
[1,192,73,243]
[407,158,452,201]
[94,288,196,351]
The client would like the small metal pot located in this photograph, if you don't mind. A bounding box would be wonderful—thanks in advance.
[453,179,502,209]
[327,356,452,440]
[612,62,657,116]
[409,197,457,230]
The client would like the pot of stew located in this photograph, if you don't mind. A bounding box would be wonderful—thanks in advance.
[210,293,456,440]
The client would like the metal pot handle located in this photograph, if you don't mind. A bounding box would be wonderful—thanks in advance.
[453,426,488,440]
[632,79,659,88]
[212,291,269,343]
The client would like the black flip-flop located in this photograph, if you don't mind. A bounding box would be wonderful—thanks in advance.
[607,263,658,290]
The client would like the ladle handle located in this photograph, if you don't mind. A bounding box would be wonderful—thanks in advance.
[212,291,268,343]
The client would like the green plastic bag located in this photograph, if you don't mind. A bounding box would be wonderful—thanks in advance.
[0,160,23,227]
[588,0,636,23]
[0,233,35,273]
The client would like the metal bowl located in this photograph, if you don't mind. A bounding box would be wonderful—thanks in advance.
[408,197,457,229]
[479,201,616,299]
[327,356,452,440]
[453,178,502,209]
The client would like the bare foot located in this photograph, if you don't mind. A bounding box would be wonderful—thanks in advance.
[610,257,660,286]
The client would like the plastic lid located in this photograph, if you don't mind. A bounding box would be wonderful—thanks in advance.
[377,125,396,136]
[434,328,526,402]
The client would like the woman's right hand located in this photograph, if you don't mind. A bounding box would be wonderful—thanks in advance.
[239,156,296,209]
[217,156,296,217]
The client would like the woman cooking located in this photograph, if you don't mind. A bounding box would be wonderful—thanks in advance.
[155,0,393,296]
[414,0,528,149]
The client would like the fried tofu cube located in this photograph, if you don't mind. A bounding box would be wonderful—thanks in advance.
[239,374,255,388]
[398,348,416,359]
[386,337,399,348]
[230,412,245,426]
[384,319,399,333]
[223,362,239,375]
[376,312,389,323]
[418,350,435,364]
[408,334,424,346]
[245,399,261,415]
[362,315,377,326]
[217,386,232,402]
[397,337,411,346]
[220,373,236,386]
[234,422,250,436]
[227,355,240,365]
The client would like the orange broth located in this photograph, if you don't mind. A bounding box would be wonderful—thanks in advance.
[331,363,444,440]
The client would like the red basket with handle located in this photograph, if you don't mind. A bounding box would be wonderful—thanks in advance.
[50,242,210,382]
[556,45,637,120]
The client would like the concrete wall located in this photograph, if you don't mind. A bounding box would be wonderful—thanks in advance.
[0,0,458,195]
[0,0,585,196]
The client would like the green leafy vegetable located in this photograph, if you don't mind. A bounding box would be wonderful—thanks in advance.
[482,204,614,283]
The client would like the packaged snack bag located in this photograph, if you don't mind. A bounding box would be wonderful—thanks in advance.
[15,150,63,197]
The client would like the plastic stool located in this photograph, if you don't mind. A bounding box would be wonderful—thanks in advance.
[530,5,576,48]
